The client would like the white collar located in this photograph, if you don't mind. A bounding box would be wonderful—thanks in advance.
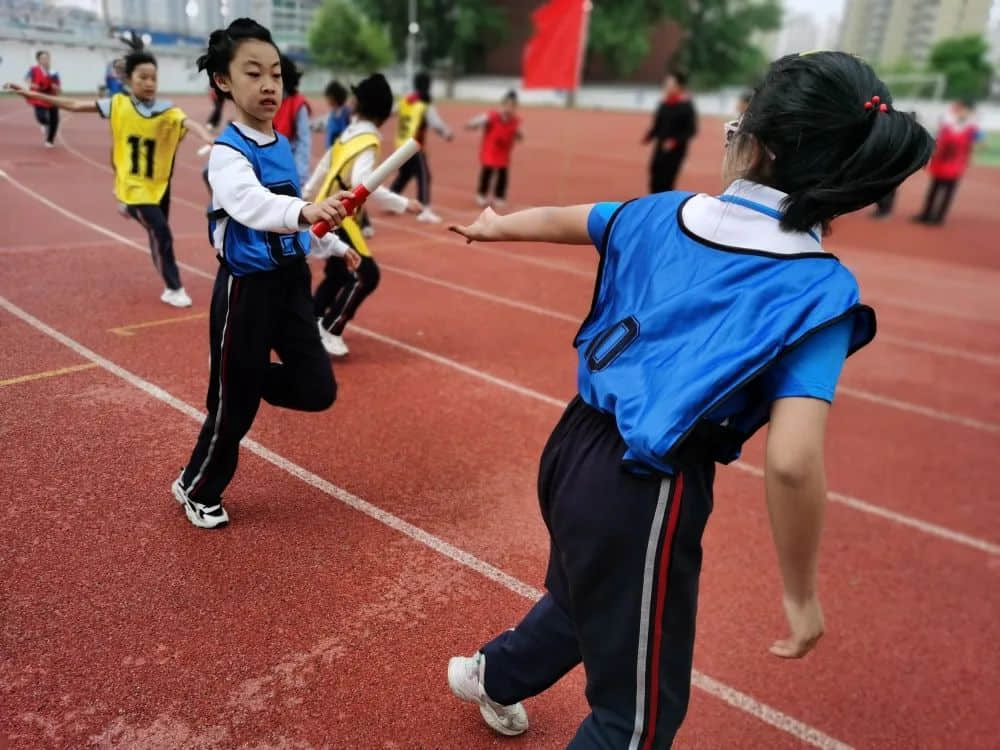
[679,179,825,256]
[231,120,277,146]
[340,119,379,140]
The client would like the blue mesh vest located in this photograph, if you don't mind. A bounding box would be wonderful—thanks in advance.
[209,124,310,276]
[575,191,876,474]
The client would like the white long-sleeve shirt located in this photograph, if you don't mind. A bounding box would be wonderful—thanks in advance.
[208,121,349,259]
[302,119,409,214]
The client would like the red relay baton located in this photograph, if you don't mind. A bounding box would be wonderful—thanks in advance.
[311,138,421,237]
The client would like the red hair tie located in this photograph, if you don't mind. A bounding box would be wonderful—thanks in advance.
[864,95,888,113]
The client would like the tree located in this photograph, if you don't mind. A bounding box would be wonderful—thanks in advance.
[364,0,508,75]
[927,35,993,100]
[308,0,394,74]
[587,0,781,85]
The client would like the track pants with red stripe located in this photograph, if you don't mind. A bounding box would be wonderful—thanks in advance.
[180,259,336,503]
[480,396,714,748]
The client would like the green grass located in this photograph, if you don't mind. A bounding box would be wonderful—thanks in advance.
[974,131,1000,168]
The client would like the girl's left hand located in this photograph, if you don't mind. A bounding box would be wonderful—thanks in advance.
[344,248,362,272]
[3,82,27,95]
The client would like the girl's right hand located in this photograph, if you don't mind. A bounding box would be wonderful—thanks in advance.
[449,207,501,244]
[3,82,27,95]
[301,197,348,229]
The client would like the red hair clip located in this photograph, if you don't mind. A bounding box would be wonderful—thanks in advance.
[864,95,888,113]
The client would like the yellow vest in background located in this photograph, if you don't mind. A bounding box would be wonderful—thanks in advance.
[395,96,427,148]
[109,94,187,205]
[315,131,380,257]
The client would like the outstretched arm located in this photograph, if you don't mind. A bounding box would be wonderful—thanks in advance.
[3,83,97,112]
[449,205,594,245]
[183,118,215,146]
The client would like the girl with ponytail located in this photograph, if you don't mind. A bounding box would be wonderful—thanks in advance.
[444,51,934,747]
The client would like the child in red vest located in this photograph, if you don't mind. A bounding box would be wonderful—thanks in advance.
[467,90,523,207]
[915,99,981,226]
[273,54,311,183]
[25,50,61,147]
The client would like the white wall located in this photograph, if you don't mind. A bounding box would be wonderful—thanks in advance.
[0,34,206,95]
[5,38,998,131]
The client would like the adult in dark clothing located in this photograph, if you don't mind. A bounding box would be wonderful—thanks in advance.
[643,71,697,193]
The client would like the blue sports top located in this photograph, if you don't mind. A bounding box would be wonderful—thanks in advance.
[209,122,311,276]
[578,181,875,473]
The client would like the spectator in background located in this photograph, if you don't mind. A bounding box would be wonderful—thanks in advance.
[873,110,920,219]
[25,50,60,147]
[643,70,697,193]
[273,53,312,184]
[914,99,982,226]
[105,58,125,95]
[323,80,351,148]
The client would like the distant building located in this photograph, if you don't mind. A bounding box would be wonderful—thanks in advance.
[841,0,991,66]
[772,12,820,58]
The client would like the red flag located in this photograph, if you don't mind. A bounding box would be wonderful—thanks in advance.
[522,0,588,90]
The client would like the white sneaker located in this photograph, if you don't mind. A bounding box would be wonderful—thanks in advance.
[475,194,489,207]
[361,225,375,239]
[172,472,229,529]
[416,208,442,224]
[161,288,193,308]
[322,332,349,357]
[43,141,55,149]
[494,198,507,209]
[448,653,528,737]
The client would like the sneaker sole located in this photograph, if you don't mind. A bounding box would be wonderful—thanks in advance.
[447,658,527,737]
[171,480,228,530]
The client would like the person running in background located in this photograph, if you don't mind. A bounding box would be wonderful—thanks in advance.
[105,58,126,96]
[643,70,697,193]
[5,42,214,307]
[24,50,61,148]
[322,79,351,148]
[914,99,981,226]
[467,90,523,208]
[390,71,453,224]
[873,110,920,219]
[304,73,423,357]
[272,53,312,185]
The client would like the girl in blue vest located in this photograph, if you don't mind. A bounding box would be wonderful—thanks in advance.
[172,18,358,530]
[446,52,933,747]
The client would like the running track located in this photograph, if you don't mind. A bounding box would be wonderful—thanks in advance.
[1,96,998,749]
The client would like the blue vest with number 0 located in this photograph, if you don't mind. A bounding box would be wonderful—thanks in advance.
[575,191,876,473]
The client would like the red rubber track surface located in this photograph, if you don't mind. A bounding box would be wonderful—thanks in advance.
[1,96,998,750]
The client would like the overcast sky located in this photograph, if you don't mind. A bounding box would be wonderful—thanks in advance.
[782,0,998,23]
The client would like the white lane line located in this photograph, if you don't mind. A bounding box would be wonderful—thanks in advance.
[727,463,1000,555]
[875,333,1000,368]
[5,154,997,555]
[3,164,996,556]
[837,386,1000,434]
[0,292,855,750]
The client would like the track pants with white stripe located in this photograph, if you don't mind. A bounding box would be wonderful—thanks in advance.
[313,229,380,336]
[126,190,182,291]
[389,152,432,205]
[480,396,714,748]
[180,258,336,503]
